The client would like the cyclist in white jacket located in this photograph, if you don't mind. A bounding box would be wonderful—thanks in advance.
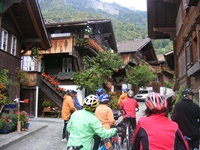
[66,95,118,150]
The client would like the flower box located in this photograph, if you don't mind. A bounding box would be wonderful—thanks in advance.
[43,107,51,112]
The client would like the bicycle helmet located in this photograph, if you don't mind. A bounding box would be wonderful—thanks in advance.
[127,90,134,98]
[182,88,194,97]
[66,89,73,95]
[96,88,104,96]
[83,95,99,112]
[99,94,110,103]
[122,88,129,92]
[145,92,167,113]
[72,90,77,94]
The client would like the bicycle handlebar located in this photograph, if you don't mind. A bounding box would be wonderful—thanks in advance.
[113,108,139,120]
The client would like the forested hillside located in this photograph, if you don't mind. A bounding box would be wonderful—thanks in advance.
[39,0,172,54]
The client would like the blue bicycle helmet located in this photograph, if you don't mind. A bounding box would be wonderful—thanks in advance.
[99,94,110,103]
[66,89,73,95]
[122,88,129,92]
[96,88,104,96]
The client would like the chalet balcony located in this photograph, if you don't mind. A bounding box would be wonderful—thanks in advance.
[74,37,105,53]
[152,66,162,73]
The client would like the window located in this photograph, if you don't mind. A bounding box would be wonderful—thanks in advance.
[179,52,186,78]
[186,41,191,66]
[1,29,8,51]
[21,56,41,72]
[10,35,17,55]
[62,58,72,72]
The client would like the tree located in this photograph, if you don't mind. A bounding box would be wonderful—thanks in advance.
[72,51,123,93]
[125,64,157,88]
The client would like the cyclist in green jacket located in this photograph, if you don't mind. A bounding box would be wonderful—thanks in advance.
[66,94,118,150]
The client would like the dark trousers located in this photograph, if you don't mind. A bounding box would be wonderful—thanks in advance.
[121,117,136,144]
[62,120,69,139]
[187,139,199,150]
[93,134,102,150]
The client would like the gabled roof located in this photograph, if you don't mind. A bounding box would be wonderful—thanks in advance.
[46,19,117,52]
[117,38,151,53]
[117,38,159,66]
[2,0,51,50]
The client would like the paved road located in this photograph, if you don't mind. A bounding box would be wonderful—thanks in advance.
[3,102,146,150]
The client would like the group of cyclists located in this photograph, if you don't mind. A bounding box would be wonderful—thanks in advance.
[63,87,200,150]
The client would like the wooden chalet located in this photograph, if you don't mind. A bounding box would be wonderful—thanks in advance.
[21,19,118,117]
[0,0,50,110]
[147,0,200,101]
[117,38,162,93]
[157,54,174,87]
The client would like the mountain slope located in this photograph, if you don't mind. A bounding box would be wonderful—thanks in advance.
[39,0,147,42]
[38,0,172,53]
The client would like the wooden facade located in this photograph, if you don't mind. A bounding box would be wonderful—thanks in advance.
[20,19,118,116]
[147,0,200,101]
[0,0,50,105]
[117,38,172,93]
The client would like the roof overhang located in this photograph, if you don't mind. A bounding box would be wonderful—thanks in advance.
[2,0,51,50]
[147,0,179,40]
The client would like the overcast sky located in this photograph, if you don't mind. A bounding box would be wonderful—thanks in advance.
[100,0,147,11]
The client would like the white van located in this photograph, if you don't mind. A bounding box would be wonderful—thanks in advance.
[134,89,153,102]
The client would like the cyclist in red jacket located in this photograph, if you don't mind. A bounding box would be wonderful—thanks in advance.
[120,90,139,147]
[132,92,189,150]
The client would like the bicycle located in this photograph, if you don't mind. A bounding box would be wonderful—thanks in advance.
[117,108,139,150]
[98,110,125,150]
[111,109,126,150]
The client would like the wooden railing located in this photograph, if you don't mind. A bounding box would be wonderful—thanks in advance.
[40,77,63,108]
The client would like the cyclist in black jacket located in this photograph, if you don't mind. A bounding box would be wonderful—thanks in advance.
[172,88,200,150]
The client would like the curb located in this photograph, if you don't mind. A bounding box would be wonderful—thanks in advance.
[0,122,48,149]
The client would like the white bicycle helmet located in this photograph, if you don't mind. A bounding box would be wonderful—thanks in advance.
[127,90,134,98]
[145,92,167,113]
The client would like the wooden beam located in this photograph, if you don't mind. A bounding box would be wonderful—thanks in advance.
[9,10,24,37]
[25,0,44,48]
[21,38,41,43]
[153,27,176,39]
[102,33,112,37]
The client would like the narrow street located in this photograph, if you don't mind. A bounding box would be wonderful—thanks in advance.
[2,102,146,150]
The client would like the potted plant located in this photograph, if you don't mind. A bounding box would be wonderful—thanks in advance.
[0,112,17,134]
[42,100,51,112]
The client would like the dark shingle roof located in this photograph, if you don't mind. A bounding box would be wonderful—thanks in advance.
[117,38,151,53]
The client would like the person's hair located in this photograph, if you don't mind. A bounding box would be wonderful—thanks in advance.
[145,108,168,117]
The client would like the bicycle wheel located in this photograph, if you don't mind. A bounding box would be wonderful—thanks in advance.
[112,141,120,150]
[126,126,130,150]
[112,134,121,150]
[129,128,134,149]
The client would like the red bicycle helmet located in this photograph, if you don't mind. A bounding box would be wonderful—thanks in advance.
[145,92,167,113]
